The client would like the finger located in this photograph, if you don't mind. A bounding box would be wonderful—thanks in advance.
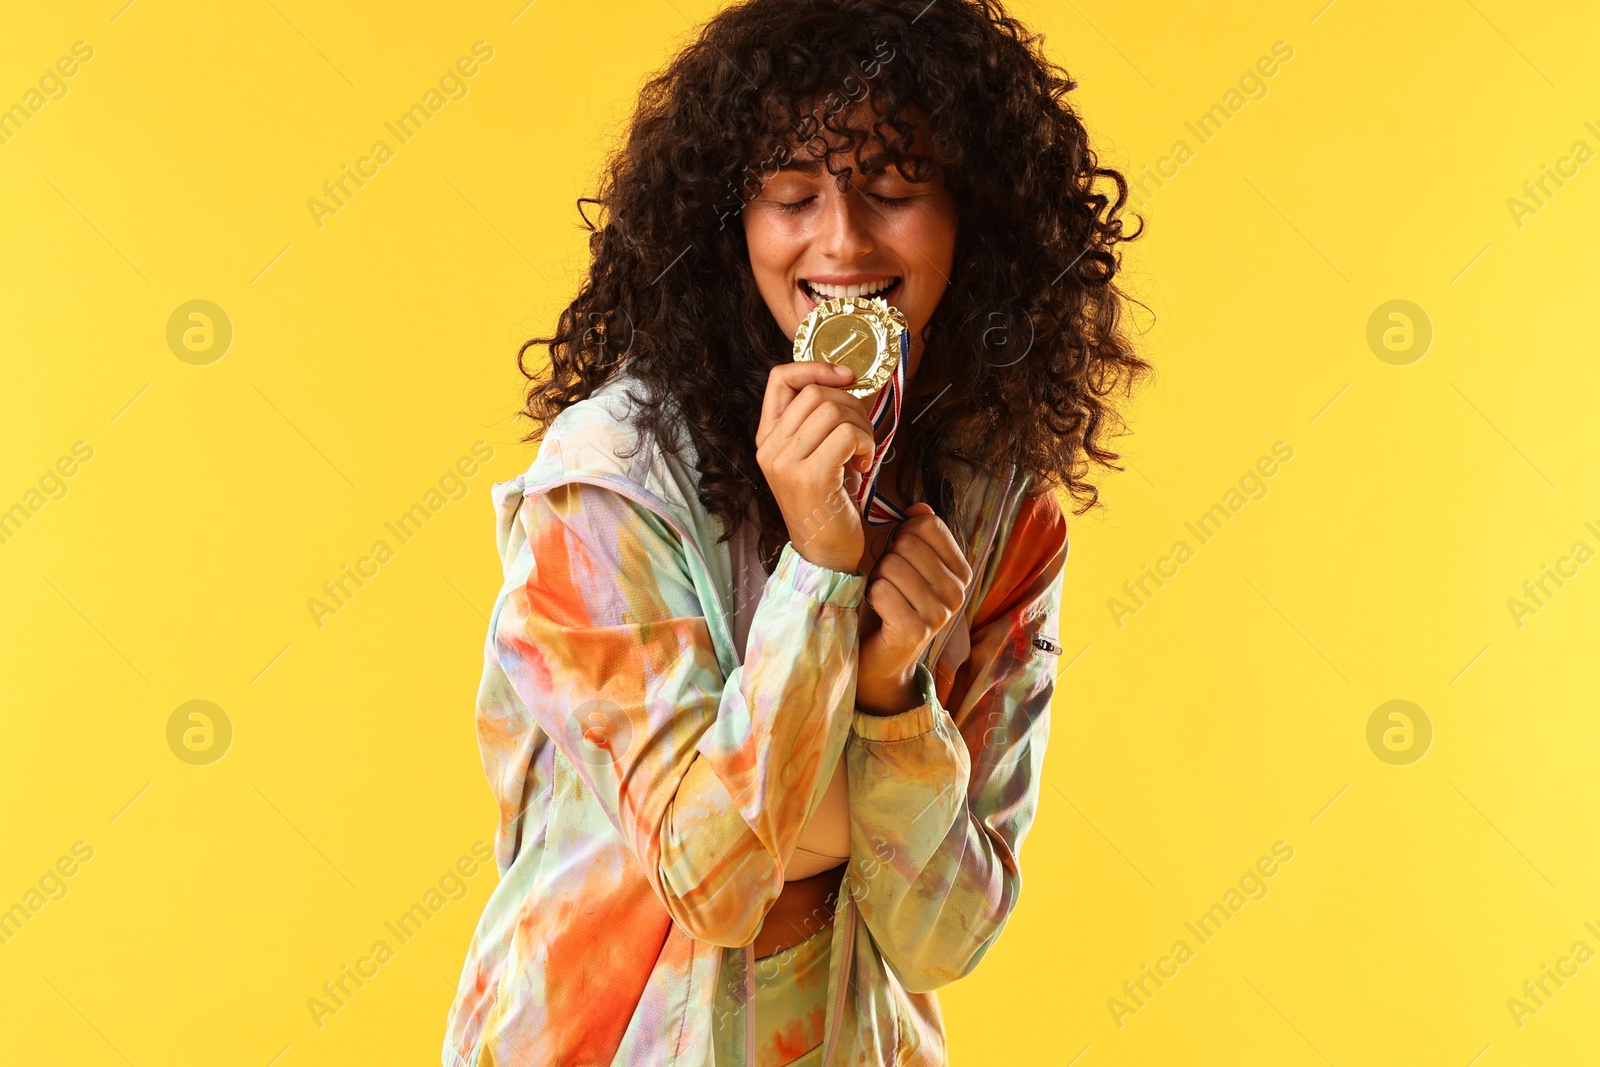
[804,420,876,481]
[881,532,967,609]
[760,362,856,438]
[894,511,973,584]
[907,512,972,583]
[763,388,873,473]
[783,396,876,472]
[873,552,945,627]
[866,574,930,653]
[889,537,960,614]
[857,592,881,632]
[775,384,873,445]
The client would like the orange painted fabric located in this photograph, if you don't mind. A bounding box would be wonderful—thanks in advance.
[441,371,1069,1066]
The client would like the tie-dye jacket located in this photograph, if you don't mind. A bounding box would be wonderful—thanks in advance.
[442,370,1069,1066]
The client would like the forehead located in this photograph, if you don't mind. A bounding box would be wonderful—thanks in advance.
[769,105,934,178]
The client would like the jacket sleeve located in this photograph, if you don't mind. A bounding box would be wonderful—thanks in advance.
[487,479,865,947]
[843,488,1069,993]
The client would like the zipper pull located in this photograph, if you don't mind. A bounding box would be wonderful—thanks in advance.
[1031,634,1063,655]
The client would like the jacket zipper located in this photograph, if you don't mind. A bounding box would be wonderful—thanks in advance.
[927,465,1015,672]
[744,942,756,1065]
[818,890,856,1067]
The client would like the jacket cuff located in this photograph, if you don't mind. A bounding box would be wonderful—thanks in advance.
[852,662,942,742]
[772,541,865,608]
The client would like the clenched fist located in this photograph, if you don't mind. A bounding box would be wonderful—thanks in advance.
[856,502,973,716]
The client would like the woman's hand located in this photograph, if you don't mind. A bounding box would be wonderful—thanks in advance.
[755,362,876,573]
[856,503,973,716]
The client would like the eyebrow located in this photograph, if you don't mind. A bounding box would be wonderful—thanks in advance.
[776,158,824,175]
[774,157,898,177]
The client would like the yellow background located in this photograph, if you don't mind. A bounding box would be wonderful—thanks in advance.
[3,0,1597,1063]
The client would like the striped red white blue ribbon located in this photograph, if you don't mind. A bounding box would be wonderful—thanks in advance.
[855,327,911,527]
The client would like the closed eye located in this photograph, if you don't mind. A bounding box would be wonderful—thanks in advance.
[775,193,911,214]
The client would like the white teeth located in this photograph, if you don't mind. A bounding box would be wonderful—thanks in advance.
[804,278,897,301]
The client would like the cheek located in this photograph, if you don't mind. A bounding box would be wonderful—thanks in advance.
[902,210,957,282]
[741,213,802,332]
[924,200,959,268]
[742,213,787,282]
[892,204,956,275]
[742,231,776,296]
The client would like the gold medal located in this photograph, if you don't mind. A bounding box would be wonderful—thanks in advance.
[791,295,907,399]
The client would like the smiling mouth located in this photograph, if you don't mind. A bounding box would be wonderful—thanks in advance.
[799,277,901,307]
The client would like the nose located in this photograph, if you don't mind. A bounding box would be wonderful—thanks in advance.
[817,180,875,262]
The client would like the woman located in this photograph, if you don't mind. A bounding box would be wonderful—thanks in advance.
[442,0,1149,1063]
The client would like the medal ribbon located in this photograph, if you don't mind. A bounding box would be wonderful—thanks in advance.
[855,327,911,527]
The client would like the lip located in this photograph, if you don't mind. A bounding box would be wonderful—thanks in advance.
[798,275,902,312]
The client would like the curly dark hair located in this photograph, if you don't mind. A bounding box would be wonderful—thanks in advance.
[516,0,1153,570]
